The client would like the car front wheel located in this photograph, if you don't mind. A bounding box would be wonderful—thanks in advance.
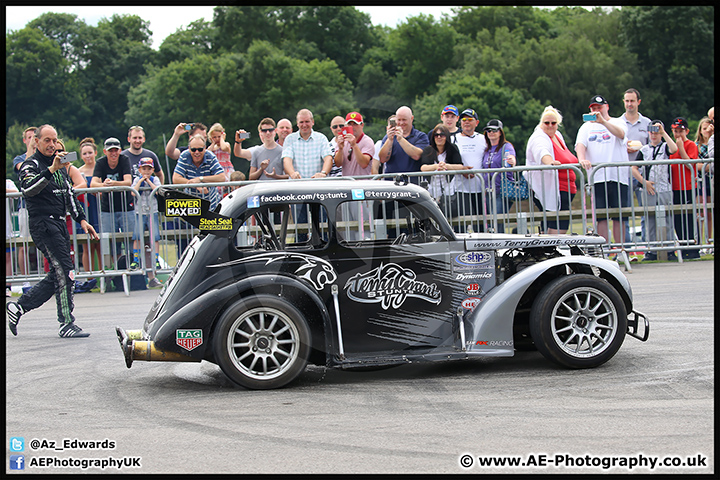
[213,295,311,389]
[530,274,627,369]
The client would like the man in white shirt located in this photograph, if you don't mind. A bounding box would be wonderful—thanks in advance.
[576,94,630,246]
[454,108,487,227]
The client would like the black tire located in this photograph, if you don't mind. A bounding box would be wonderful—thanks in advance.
[529,274,627,369]
[213,295,311,389]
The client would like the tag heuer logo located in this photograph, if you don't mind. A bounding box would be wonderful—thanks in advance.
[176,329,203,351]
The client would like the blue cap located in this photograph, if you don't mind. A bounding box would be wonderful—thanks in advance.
[442,105,459,116]
[460,108,478,120]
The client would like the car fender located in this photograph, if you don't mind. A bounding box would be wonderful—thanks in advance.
[150,274,332,360]
[465,256,632,354]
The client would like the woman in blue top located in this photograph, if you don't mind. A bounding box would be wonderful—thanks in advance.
[481,119,516,232]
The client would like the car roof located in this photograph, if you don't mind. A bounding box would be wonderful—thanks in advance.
[218,179,435,216]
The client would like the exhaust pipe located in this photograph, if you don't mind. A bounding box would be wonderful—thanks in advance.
[116,326,200,368]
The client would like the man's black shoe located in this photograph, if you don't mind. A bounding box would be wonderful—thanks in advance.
[58,322,90,338]
[7,301,23,336]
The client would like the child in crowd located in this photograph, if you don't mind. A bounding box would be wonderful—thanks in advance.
[230,171,246,189]
[130,157,162,286]
[631,120,678,261]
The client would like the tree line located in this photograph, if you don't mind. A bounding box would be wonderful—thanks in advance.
[6,5,714,178]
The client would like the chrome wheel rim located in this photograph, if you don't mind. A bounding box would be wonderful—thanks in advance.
[550,287,619,358]
[226,307,300,380]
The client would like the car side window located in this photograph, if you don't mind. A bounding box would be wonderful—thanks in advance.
[233,203,329,251]
[283,202,329,248]
[336,199,446,246]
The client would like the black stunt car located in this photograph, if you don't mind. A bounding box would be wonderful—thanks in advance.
[116,178,648,389]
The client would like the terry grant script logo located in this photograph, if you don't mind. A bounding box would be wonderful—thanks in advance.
[344,262,441,309]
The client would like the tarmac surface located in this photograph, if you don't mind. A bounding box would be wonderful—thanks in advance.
[5,260,714,474]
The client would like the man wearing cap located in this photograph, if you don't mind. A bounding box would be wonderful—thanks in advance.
[123,125,164,184]
[334,112,375,178]
[130,157,163,286]
[378,106,429,181]
[335,112,375,239]
[428,105,460,144]
[91,137,136,265]
[669,116,700,259]
[454,108,488,224]
[631,120,677,261]
[7,124,99,338]
[575,94,630,246]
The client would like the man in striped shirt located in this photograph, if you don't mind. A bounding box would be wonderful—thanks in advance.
[172,135,226,210]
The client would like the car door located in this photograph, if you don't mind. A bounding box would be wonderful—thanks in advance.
[332,198,467,356]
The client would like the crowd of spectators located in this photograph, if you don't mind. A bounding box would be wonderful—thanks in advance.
[6,93,715,294]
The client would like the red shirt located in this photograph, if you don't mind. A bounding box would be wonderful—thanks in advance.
[669,139,698,190]
[552,134,578,193]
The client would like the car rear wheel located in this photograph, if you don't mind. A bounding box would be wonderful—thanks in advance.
[213,295,311,389]
[530,274,626,369]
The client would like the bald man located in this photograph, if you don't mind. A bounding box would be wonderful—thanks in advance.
[378,105,429,181]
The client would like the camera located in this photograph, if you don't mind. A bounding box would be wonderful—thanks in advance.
[388,119,396,128]
[649,125,660,133]
[60,151,77,164]
[184,123,193,131]
[237,132,251,140]
[342,126,353,136]
[582,113,598,122]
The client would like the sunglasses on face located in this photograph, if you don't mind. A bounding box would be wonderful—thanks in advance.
[543,121,557,126]
[485,128,500,133]
[331,124,345,129]
[190,147,205,152]
[434,133,446,138]
[260,128,275,133]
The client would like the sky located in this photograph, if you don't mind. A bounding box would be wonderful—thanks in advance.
[5,6,460,50]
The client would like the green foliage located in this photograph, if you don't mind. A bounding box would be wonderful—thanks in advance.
[6,123,29,180]
[386,14,458,102]
[621,6,714,121]
[26,12,91,69]
[157,19,215,66]
[211,6,377,80]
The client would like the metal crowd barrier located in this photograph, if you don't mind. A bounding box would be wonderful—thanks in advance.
[6,158,714,293]
[588,158,714,270]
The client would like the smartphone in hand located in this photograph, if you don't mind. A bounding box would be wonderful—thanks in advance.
[60,151,78,164]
